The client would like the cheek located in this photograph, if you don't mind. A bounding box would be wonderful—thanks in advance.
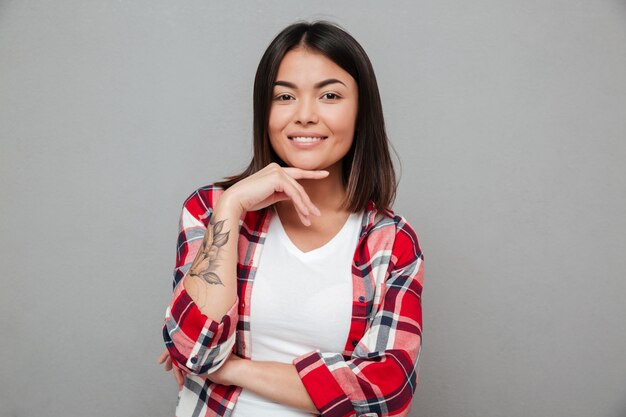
[268,111,277,134]
[268,106,291,132]
[268,109,289,153]
[326,107,357,135]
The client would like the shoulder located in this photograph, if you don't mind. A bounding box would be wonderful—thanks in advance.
[390,213,424,268]
[370,205,424,267]
[379,211,425,291]
[180,183,226,223]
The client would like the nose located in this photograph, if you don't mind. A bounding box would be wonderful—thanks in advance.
[294,97,318,125]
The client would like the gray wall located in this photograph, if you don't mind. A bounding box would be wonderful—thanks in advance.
[1,1,625,416]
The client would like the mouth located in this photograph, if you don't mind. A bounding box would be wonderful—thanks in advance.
[288,135,328,143]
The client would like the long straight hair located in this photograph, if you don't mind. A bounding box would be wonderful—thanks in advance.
[214,20,399,213]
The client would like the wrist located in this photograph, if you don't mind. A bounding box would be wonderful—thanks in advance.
[215,192,243,217]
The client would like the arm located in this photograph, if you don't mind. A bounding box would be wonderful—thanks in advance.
[163,167,326,377]
[218,358,318,414]
[162,187,242,376]
[212,218,424,417]
[292,218,425,417]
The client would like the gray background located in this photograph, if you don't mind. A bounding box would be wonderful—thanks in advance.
[1,1,625,417]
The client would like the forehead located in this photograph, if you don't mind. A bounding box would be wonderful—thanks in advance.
[275,48,356,87]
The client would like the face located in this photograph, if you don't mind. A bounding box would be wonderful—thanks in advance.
[268,47,359,172]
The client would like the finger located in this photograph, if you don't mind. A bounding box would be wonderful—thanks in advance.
[273,175,312,224]
[281,172,321,219]
[283,167,329,179]
[164,357,172,372]
[294,206,311,226]
[284,167,329,216]
[174,368,184,390]
[283,179,311,226]
[271,191,290,203]
[157,349,169,364]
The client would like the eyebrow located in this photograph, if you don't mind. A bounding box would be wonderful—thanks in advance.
[273,78,347,89]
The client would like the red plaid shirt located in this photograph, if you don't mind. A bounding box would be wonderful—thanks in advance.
[163,184,425,417]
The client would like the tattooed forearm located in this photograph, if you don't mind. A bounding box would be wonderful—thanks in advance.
[188,217,230,285]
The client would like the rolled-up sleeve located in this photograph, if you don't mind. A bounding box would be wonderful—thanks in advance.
[163,283,238,375]
[293,218,424,417]
[162,188,237,376]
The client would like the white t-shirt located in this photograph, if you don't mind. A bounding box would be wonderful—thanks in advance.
[231,206,363,417]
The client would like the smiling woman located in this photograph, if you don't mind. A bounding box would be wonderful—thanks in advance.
[268,49,358,173]
[159,20,425,417]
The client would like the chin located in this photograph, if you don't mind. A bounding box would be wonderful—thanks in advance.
[284,158,325,170]
[291,164,324,172]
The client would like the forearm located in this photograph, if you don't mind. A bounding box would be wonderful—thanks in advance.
[182,198,241,321]
[236,360,318,414]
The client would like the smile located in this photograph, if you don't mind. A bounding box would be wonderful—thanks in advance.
[288,136,328,142]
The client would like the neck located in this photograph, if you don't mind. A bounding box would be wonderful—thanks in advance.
[275,160,348,222]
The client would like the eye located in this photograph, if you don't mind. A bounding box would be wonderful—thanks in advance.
[274,93,293,101]
[322,92,340,100]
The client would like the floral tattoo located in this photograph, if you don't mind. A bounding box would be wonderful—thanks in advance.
[188,217,230,285]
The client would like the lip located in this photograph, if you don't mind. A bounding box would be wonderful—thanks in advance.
[287,132,328,139]
[287,132,328,150]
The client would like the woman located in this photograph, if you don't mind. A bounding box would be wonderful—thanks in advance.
[158,20,425,417]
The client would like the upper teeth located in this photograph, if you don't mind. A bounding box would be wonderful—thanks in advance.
[291,136,324,142]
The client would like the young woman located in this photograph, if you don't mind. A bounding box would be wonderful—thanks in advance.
[157,20,425,417]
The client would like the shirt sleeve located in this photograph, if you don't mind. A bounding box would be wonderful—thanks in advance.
[293,218,424,417]
[162,188,238,376]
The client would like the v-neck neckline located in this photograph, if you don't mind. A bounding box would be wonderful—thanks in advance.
[271,205,361,260]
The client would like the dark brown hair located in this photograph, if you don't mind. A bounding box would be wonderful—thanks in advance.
[214,20,399,213]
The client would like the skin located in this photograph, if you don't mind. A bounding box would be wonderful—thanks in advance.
[269,48,358,168]
[158,46,359,414]
[188,218,229,286]
[269,47,358,228]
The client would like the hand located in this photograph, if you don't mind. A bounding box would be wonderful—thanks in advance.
[219,162,328,226]
[157,348,185,391]
[204,353,246,386]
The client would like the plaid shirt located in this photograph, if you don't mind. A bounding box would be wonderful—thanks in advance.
[163,184,425,417]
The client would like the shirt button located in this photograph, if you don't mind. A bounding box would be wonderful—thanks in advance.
[240,302,245,308]
[355,260,360,266]
[358,296,365,302]
[190,356,198,364]
[352,339,358,347]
